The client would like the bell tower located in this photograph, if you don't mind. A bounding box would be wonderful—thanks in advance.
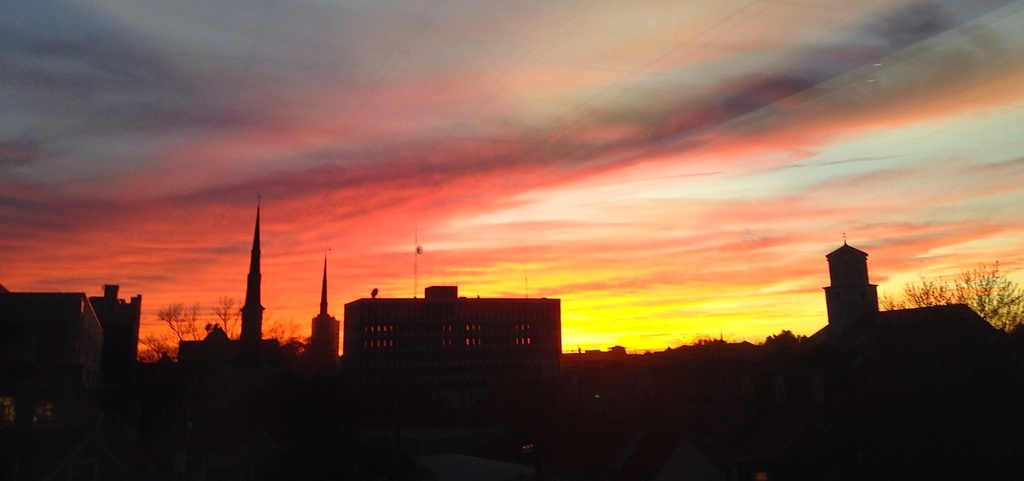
[824,242,878,331]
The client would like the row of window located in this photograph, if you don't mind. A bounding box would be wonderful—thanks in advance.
[362,337,535,349]
[364,339,396,348]
[0,395,58,429]
[363,321,551,333]
[363,330,555,340]
[360,358,559,368]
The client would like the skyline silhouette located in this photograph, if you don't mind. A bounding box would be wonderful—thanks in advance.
[4,239,1023,480]
[3,0,1024,352]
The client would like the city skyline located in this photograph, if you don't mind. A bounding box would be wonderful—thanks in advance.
[3,0,1024,351]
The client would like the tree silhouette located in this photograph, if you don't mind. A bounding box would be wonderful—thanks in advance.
[211,296,241,339]
[137,300,307,362]
[763,330,806,350]
[134,302,206,361]
[881,262,1024,332]
[157,302,204,341]
[138,334,176,362]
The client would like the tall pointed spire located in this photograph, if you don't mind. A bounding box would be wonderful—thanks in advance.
[241,203,264,353]
[310,255,340,371]
[319,256,328,316]
[249,205,261,273]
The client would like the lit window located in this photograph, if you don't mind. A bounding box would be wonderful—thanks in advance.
[0,396,14,427]
[33,394,57,429]
[754,472,769,481]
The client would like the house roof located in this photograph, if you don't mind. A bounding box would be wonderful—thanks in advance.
[416,454,533,481]
[652,438,727,481]
[825,242,868,259]
[0,291,103,339]
[810,304,1005,376]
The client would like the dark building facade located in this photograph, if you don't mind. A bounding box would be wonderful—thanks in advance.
[343,286,561,388]
[88,284,141,384]
[0,291,104,431]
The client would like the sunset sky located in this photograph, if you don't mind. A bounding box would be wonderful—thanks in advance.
[3,0,1024,352]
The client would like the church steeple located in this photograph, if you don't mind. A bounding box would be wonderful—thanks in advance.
[240,205,264,353]
[319,256,328,316]
[824,242,878,331]
[310,255,340,371]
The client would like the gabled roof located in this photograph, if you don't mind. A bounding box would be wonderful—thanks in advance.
[825,242,868,259]
[0,291,102,332]
[416,454,533,481]
[652,438,727,481]
[723,414,839,462]
[810,304,1005,370]
[874,304,1003,360]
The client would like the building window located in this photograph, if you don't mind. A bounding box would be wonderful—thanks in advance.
[33,394,58,429]
[753,471,769,481]
[0,396,14,428]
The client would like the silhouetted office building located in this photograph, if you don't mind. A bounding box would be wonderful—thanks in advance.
[0,291,104,431]
[308,257,340,368]
[88,284,141,384]
[343,286,561,388]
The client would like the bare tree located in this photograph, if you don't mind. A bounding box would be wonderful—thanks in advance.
[138,334,177,362]
[156,302,205,341]
[264,315,308,349]
[211,296,241,339]
[881,262,1024,332]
